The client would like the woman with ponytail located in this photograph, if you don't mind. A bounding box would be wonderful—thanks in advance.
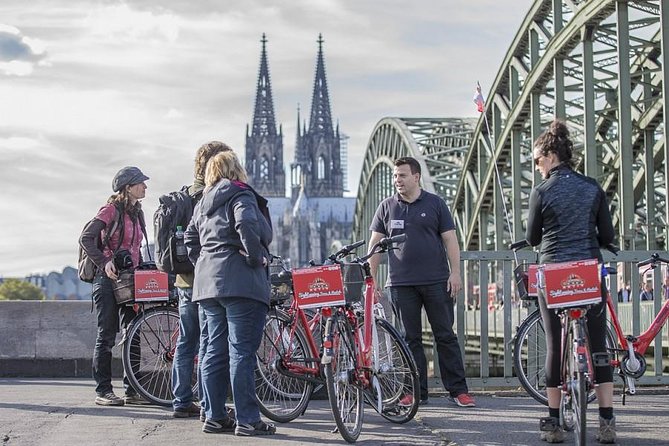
[526,120,616,443]
[79,166,149,406]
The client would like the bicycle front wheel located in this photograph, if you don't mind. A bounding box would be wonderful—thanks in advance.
[324,313,364,443]
[255,308,314,423]
[122,305,183,406]
[365,317,419,424]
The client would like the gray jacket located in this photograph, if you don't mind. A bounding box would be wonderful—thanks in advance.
[185,179,273,305]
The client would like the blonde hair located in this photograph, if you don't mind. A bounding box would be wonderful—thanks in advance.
[205,150,248,187]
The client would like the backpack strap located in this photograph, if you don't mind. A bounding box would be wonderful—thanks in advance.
[138,210,152,261]
[101,204,122,250]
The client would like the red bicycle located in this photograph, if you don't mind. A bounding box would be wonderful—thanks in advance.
[254,235,419,443]
[607,252,669,400]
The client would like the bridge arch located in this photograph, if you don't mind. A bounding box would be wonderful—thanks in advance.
[352,118,475,242]
[354,1,669,255]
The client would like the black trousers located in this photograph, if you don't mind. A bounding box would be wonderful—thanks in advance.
[390,282,468,399]
[538,278,613,388]
[92,274,137,396]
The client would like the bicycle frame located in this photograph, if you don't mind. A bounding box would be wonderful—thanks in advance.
[606,294,669,357]
[560,308,596,381]
[271,301,326,381]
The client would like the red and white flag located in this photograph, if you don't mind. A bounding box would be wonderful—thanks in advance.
[473,82,485,113]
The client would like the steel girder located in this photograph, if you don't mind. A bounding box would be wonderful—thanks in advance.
[450,0,669,252]
[352,118,475,243]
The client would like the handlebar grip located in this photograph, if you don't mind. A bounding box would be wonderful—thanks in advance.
[509,239,529,250]
[604,243,619,255]
[638,253,659,267]
[345,240,366,252]
[387,233,407,244]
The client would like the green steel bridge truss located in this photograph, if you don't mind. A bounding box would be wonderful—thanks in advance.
[353,0,669,253]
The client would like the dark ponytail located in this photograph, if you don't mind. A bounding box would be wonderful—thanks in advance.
[534,119,574,168]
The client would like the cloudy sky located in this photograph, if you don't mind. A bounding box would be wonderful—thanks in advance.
[0,0,532,277]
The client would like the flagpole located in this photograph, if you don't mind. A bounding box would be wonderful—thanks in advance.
[475,82,517,263]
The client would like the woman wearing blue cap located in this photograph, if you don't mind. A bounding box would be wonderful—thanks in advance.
[79,166,149,406]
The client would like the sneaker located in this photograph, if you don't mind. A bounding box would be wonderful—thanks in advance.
[173,402,201,418]
[450,393,475,407]
[200,406,234,422]
[123,393,146,405]
[596,416,616,444]
[397,394,428,407]
[95,392,124,406]
[539,416,565,443]
[235,420,277,436]
[202,417,236,434]
[398,394,414,407]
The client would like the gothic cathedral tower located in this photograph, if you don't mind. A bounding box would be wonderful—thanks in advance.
[291,34,343,198]
[245,34,286,197]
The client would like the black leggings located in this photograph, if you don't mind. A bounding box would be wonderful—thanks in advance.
[538,278,613,388]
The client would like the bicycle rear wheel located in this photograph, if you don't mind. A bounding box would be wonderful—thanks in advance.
[122,305,187,406]
[255,308,314,423]
[513,310,549,405]
[365,317,419,424]
[513,310,606,406]
[324,313,364,443]
[568,369,588,444]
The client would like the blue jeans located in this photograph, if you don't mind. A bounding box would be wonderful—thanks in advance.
[390,282,468,399]
[198,304,208,412]
[199,298,231,421]
[171,287,201,410]
[92,274,137,396]
[225,297,267,425]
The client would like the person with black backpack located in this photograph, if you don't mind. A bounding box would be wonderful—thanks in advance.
[154,141,233,421]
[79,166,149,406]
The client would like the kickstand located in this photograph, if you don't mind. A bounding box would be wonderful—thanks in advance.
[621,375,627,406]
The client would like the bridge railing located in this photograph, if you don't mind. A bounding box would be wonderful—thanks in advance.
[422,250,669,390]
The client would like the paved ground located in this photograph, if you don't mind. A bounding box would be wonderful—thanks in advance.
[1,378,668,445]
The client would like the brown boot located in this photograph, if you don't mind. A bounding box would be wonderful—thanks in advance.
[596,416,616,444]
[539,417,565,443]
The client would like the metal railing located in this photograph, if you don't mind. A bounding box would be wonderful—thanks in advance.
[422,250,669,390]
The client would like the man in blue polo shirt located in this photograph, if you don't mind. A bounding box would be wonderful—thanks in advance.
[368,156,475,408]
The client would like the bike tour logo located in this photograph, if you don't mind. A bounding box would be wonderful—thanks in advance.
[561,273,585,289]
[308,277,330,292]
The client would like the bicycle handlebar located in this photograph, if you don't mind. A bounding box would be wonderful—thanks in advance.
[509,239,529,251]
[376,233,406,252]
[327,240,366,262]
[638,252,669,267]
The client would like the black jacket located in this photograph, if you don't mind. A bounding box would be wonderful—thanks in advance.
[185,179,273,305]
[526,164,614,263]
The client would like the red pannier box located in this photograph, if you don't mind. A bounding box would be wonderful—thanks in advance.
[134,270,170,302]
[542,259,601,309]
[292,265,346,309]
[527,264,538,298]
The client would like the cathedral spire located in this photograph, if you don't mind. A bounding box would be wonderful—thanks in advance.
[251,33,277,137]
[308,33,334,135]
[246,33,285,197]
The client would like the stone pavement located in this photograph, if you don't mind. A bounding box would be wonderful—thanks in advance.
[1,378,668,445]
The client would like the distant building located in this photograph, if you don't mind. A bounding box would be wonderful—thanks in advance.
[25,267,91,300]
[245,34,355,266]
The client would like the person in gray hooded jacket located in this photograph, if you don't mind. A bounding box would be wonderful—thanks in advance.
[184,150,276,436]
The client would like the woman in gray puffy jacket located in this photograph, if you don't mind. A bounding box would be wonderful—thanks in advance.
[184,150,276,436]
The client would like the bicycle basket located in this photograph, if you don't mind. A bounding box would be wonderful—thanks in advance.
[342,263,365,304]
[270,264,292,304]
[514,263,538,300]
